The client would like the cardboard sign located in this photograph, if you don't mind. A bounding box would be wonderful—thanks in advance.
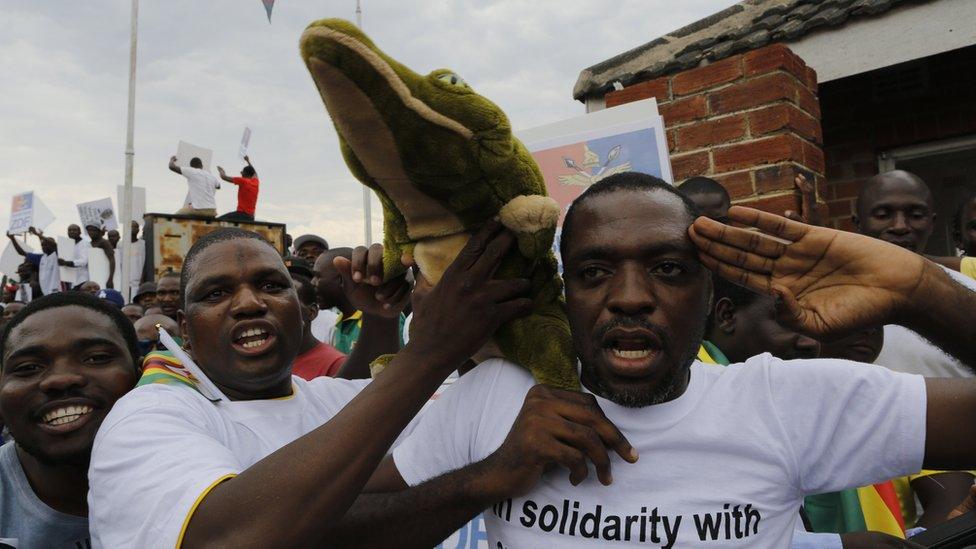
[176,141,214,172]
[77,198,118,231]
[239,127,252,159]
[57,236,76,284]
[8,192,34,234]
[116,185,147,224]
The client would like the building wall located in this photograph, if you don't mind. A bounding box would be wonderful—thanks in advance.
[820,45,976,230]
[604,43,824,216]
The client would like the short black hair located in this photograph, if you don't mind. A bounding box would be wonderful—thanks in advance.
[560,172,700,264]
[678,176,730,202]
[242,165,256,178]
[190,157,203,169]
[290,274,317,307]
[180,228,274,305]
[707,277,765,332]
[0,292,140,372]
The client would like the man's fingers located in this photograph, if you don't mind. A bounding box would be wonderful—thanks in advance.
[555,393,638,465]
[689,226,776,275]
[558,421,613,486]
[699,253,774,296]
[469,230,516,281]
[452,219,503,272]
[483,278,532,302]
[494,298,534,325]
[690,218,787,258]
[378,279,411,311]
[350,246,368,283]
[551,445,589,486]
[365,243,384,285]
[727,206,809,242]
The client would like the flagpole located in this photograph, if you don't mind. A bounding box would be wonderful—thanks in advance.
[120,0,139,300]
[356,0,372,246]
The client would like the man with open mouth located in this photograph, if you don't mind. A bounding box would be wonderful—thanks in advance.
[88,225,536,546]
[326,172,976,548]
[0,292,139,547]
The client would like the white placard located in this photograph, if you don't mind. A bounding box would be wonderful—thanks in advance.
[8,192,34,234]
[32,195,55,232]
[0,239,32,278]
[176,141,214,172]
[239,127,252,159]
[57,236,76,284]
[77,198,118,231]
[116,185,146,224]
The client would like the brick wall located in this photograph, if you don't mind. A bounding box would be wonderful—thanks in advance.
[820,45,976,230]
[604,43,823,215]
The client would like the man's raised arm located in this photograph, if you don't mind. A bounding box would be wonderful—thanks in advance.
[168,155,182,174]
[180,221,536,546]
[688,207,976,468]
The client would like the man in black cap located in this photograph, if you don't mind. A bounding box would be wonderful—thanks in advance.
[132,282,157,309]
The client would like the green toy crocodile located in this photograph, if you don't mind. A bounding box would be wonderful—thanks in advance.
[300,18,578,391]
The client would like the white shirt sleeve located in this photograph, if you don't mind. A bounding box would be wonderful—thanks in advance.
[392,359,532,486]
[73,243,88,268]
[88,387,243,547]
[761,355,926,495]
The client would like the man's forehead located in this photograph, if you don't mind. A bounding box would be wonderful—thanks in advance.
[188,239,287,285]
[5,307,119,357]
[156,277,179,290]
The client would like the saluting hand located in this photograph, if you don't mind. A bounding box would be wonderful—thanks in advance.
[688,206,927,339]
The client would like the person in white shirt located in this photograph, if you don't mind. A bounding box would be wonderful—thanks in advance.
[88,222,531,546]
[124,221,145,301]
[169,156,220,218]
[329,173,976,548]
[6,227,60,296]
[60,224,89,286]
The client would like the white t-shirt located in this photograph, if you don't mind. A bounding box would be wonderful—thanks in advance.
[877,266,976,378]
[393,356,926,548]
[311,308,339,345]
[72,239,90,284]
[180,167,220,210]
[36,252,60,295]
[88,375,387,547]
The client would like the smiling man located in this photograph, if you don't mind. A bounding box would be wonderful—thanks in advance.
[88,225,533,546]
[0,292,139,547]
[328,172,976,548]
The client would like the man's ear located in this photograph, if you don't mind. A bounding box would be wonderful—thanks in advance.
[177,310,190,350]
[715,297,736,334]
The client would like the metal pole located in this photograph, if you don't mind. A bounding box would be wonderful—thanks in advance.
[356,0,372,246]
[120,0,139,300]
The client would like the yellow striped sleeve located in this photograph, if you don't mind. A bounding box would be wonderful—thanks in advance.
[176,474,237,548]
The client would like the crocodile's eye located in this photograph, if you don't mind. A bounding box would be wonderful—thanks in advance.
[437,73,468,87]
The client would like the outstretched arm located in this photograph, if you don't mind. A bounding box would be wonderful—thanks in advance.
[168,155,182,174]
[216,166,235,184]
[181,221,535,546]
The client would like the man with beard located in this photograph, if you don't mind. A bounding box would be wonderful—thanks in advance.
[88,225,538,546]
[854,171,976,379]
[0,292,139,546]
[327,172,976,547]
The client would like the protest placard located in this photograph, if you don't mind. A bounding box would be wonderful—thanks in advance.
[176,141,214,172]
[8,192,34,234]
[239,127,252,159]
[0,239,31,277]
[116,185,146,223]
[77,198,118,231]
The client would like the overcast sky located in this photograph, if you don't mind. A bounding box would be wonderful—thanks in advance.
[0,0,737,249]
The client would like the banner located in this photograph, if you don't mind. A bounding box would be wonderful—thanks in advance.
[519,97,672,227]
[77,197,118,231]
[175,141,214,172]
[117,185,147,224]
[239,127,252,159]
[8,192,34,234]
[0,239,31,278]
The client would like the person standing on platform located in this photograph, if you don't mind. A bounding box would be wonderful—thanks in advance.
[217,156,259,222]
[169,156,220,218]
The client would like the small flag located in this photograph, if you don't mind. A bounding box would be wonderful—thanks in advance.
[261,0,274,22]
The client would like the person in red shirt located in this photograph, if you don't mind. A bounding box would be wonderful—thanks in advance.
[217,156,260,221]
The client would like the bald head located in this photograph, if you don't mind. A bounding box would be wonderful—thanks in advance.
[133,313,180,342]
[853,170,935,253]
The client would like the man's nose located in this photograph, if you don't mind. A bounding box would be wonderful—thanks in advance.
[606,266,656,316]
[888,213,911,234]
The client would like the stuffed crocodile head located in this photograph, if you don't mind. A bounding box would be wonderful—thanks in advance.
[300,18,556,284]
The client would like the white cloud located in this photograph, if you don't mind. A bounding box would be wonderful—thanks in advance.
[0,0,736,255]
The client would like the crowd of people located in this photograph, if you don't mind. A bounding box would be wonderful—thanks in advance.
[0,166,975,548]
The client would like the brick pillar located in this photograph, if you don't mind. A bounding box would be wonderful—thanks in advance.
[604,43,824,216]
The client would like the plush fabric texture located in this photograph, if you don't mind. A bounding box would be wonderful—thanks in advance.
[300,18,578,390]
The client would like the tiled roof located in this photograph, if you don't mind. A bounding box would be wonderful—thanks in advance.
[574,0,925,101]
